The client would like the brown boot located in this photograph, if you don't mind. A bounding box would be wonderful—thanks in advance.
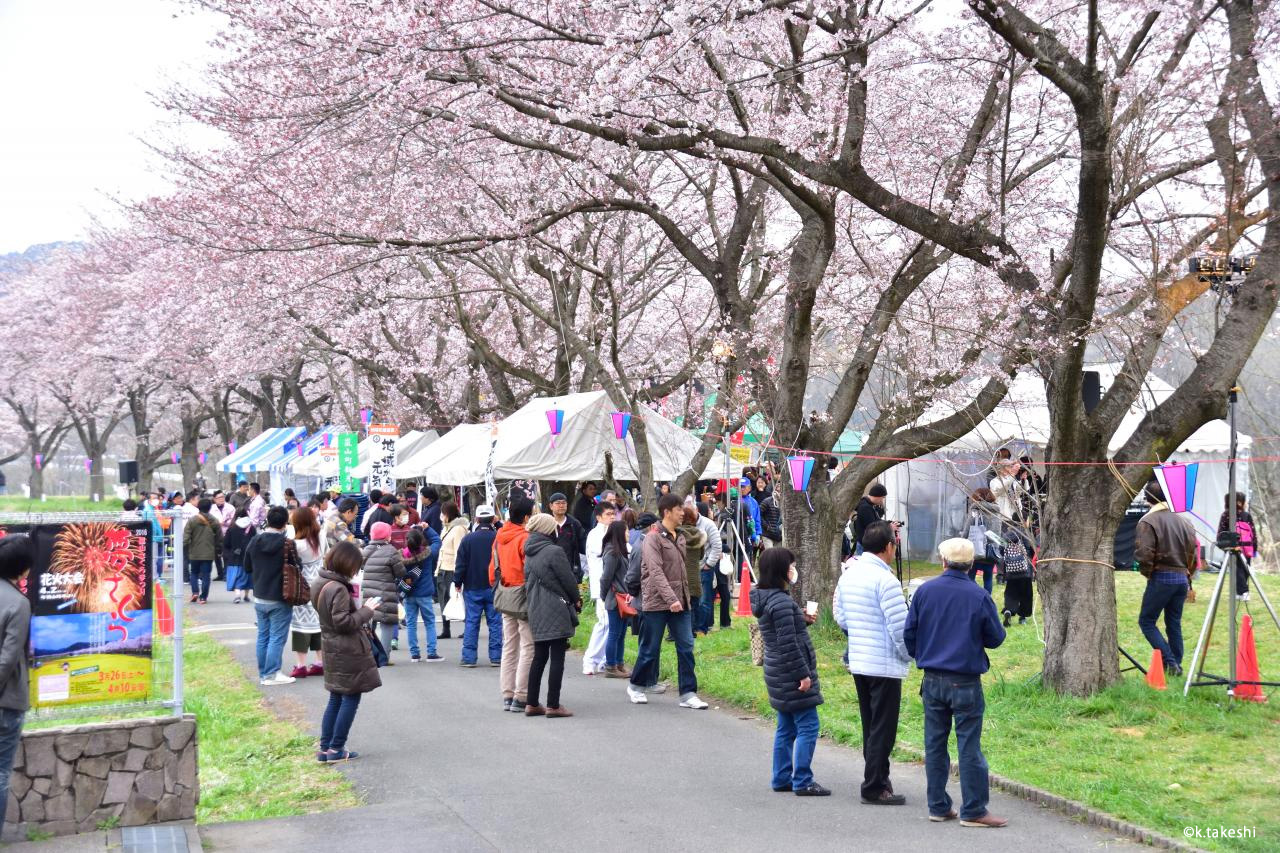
[960,813,1008,828]
[546,706,574,718]
[614,663,632,677]
[604,665,628,679]
[523,704,546,717]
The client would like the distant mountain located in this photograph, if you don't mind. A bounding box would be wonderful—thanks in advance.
[0,242,78,280]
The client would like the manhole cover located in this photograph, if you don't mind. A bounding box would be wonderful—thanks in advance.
[121,826,189,853]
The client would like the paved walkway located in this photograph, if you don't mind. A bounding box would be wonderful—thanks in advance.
[192,598,1133,852]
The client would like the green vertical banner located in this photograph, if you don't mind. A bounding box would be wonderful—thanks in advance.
[337,432,360,492]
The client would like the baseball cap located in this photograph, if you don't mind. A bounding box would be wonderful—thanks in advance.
[475,504,496,519]
[548,492,567,504]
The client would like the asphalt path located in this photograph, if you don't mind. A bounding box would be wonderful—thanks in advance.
[191,596,1133,853]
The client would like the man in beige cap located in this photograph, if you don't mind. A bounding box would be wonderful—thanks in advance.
[904,537,1007,828]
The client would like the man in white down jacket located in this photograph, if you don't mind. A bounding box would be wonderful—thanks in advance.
[833,519,910,807]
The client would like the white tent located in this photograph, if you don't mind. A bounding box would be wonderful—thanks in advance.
[880,364,1250,561]
[348,430,438,479]
[393,391,742,486]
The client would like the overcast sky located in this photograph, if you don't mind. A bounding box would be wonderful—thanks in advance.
[0,0,223,254]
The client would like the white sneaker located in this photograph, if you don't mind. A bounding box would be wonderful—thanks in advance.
[679,693,709,710]
[627,685,648,704]
[1237,592,1251,602]
[646,682,668,695]
[261,673,296,686]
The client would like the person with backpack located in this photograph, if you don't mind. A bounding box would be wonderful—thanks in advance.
[455,505,503,667]
[1217,492,1256,600]
[223,507,256,603]
[183,498,224,604]
[361,522,407,662]
[598,519,634,678]
[314,541,382,762]
[401,527,444,662]
[751,546,827,796]
[491,498,534,712]
[758,480,783,547]
[521,514,582,717]
[245,506,295,685]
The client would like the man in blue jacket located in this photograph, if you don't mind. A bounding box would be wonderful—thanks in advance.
[904,538,1007,828]
[454,505,502,667]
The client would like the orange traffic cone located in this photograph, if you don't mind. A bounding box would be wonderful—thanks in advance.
[1146,649,1167,690]
[735,562,753,617]
[155,582,174,637]
[1235,614,1266,703]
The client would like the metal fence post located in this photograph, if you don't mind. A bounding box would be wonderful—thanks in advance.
[170,513,185,718]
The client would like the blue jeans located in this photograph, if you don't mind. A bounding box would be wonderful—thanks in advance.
[0,707,26,826]
[697,569,716,633]
[254,600,292,679]
[605,605,628,667]
[404,595,437,657]
[462,588,503,665]
[320,692,361,752]
[968,560,995,594]
[772,707,819,790]
[921,673,989,820]
[189,559,213,600]
[630,609,696,695]
[1139,580,1187,666]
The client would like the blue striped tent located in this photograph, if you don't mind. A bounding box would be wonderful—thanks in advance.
[216,428,305,475]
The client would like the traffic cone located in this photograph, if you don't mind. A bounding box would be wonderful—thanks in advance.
[1235,615,1266,703]
[155,582,174,637]
[735,561,753,617]
[1146,649,1167,690]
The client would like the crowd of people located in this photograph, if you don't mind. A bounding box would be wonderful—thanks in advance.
[96,457,1261,827]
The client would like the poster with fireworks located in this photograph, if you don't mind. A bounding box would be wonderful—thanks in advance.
[23,521,154,708]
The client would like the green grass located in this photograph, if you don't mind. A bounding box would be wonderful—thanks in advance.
[183,631,360,823]
[0,495,119,514]
[572,571,1280,851]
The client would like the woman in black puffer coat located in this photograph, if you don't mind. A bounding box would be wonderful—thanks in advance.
[749,547,827,797]
[522,515,581,718]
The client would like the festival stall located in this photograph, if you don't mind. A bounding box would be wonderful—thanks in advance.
[216,427,306,477]
[347,430,437,480]
[878,365,1251,561]
[268,428,339,501]
[396,391,743,489]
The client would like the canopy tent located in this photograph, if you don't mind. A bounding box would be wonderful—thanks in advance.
[348,430,438,480]
[878,365,1251,561]
[217,428,305,475]
[269,428,341,500]
[692,404,864,461]
[396,391,743,486]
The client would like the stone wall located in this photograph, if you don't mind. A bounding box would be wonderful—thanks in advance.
[3,715,197,838]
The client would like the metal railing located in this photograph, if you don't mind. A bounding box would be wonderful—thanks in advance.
[0,509,186,724]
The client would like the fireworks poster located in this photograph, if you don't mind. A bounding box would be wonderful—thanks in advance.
[23,521,154,708]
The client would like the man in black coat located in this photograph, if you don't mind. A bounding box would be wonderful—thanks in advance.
[571,483,598,532]
[548,492,587,582]
[244,506,295,686]
[852,485,889,554]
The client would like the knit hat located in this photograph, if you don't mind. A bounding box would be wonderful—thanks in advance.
[938,537,975,565]
[548,492,568,504]
[636,512,659,530]
[526,513,557,536]
[370,521,392,542]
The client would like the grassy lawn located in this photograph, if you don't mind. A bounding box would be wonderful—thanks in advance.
[0,496,120,514]
[573,570,1279,851]
[182,631,360,823]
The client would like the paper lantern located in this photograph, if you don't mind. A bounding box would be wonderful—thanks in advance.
[33,453,42,470]
[171,452,180,465]
[227,440,237,454]
[198,451,207,465]
[788,455,816,512]
[360,407,373,426]
[546,408,564,448]
[322,433,332,448]
[1154,462,1198,514]
[611,411,632,440]
[83,458,93,473]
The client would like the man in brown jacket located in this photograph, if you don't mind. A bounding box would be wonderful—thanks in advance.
[1135,478,1199,677]
[627,495,709,709]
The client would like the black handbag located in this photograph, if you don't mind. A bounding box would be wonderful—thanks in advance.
[367,625,389,668]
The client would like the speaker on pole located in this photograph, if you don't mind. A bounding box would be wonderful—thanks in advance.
[1082,370,1101,414]
[119,460,139,485]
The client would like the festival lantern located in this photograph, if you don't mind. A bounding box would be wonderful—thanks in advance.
[171,452,180,465]
[546,408,564,448]
[1154,462,1199,513]
[611,411,632,441]
[360,407,374,427]
[788,455,816,512]
[198,451,207,465]
[33,453,42,470]
[227,440,237,454]
[83,458,93,473]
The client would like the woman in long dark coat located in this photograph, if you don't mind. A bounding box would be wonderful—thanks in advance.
[522,514,581,718]
[313,541,381,762]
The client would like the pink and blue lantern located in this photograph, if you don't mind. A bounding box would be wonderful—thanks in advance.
[788,455,816,512]
[360,407,373,426]
[227,440,237,454]
[170,451,180,465]
[83,458,93,473]
[611,412,632,441]
[33,453,43,470]
[1154,462,1199,514]
[198,451,207,465]
[546,408,565,448]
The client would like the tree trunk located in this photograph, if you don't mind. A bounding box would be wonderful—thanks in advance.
[87,454,105,501]
[780,475,841,611]
[28,457,45,501]
[1036,466,1125,695]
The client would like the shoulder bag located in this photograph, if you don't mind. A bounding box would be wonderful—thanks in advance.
[282,539,312,606]
[491,543,528,619]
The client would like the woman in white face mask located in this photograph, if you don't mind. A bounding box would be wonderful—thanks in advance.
[750,547,827,796]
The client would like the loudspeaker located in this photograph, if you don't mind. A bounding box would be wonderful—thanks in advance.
[1082,370,1101,414]
[119,460,139,484]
